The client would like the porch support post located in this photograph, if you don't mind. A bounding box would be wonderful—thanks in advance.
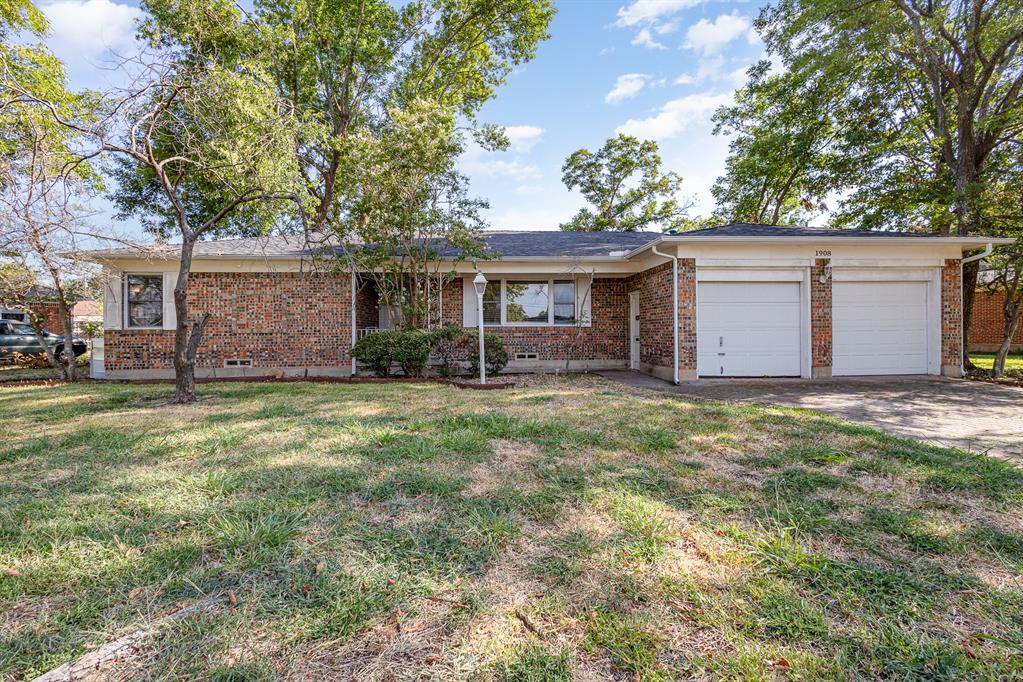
[350,269,357,376]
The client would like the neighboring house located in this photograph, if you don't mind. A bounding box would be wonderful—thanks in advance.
[83,224,1008,381]
[969,289,1022,352]
[0,286,63,334]
[71,300,102,336]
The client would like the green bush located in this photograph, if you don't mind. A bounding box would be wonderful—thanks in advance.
[427,325,466,376]
[352,326,508,378]
[391,329,432,377]
[351,330,399,376]
[468,332,509,376]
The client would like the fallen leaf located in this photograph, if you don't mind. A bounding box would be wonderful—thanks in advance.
[424,655,440,665]
[387,578,396,585]
[3,568,22,577]
[315,561,326,575]
[302,584,313,594]
[227,590,237,606]
[130,587,144,598]
[125,547,141,558]
[766,658,790,669]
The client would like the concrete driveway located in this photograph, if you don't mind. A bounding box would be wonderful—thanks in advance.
[601,371,1023,462]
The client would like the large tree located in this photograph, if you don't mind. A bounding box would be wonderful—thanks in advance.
[125,0,554,337]
[560,134,691,232]
[9,0,306,402]
[338,98,488,329]
[713,0,1023,361]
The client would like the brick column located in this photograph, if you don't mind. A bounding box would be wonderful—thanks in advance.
[941,259,963,377]
[810,259,832,378]
[678,258,697,380]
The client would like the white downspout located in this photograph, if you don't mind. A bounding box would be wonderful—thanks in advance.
[961,242,993,265]
[350,270,357,376]
[959,243,993,376]
[651,243,680,384]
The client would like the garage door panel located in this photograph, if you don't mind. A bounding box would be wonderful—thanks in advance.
[833,281,929,376]
[697,281,802,377]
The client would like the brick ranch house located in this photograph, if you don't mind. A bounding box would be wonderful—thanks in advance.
[969,288,1022,353]
[85,224,1008,382]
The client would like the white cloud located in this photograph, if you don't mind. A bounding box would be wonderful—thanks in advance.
[631,28,666,50]
[683,12,752,55]
[615,0,701,27]
[615,92,734,140]
[656,19,681,34]
[674,73,695,85]
[460,141,541,181]
[503,125,545,152]
[605,73,650,103]
[695,54,725,81]
[42,0,142,59]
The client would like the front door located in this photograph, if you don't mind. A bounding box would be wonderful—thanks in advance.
[629,292,640,370]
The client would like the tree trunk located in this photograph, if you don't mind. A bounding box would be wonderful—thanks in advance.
[961,259,979,369]
[28,316,64,379]
[172,238,209,404]
[58,295,76,382]
[992,294,1022,378]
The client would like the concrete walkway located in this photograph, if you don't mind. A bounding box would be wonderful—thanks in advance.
[600,371,1023,462]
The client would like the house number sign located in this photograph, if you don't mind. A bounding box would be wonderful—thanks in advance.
[815,249,832,257]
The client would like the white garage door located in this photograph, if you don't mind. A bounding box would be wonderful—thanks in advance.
[697,281,802,377]
[833,281,929,375]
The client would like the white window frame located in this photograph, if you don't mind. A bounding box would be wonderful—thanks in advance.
[487,278,577,327]
[123,273,165,330]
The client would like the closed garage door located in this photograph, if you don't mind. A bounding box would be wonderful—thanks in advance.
[697,281,802,377]
[833,281,929,375]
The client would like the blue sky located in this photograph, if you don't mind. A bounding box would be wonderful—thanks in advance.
[38,0,769,236]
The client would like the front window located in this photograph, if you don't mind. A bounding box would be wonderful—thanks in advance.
[126,274,163,328]
[553,281,576,325]
[474,278,583,326]
[505,281,549,324]
[482,283,501,324]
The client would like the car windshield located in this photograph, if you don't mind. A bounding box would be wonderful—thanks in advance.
[10,323,38,335]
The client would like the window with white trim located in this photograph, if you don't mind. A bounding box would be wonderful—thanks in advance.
[483,279,577,326]
[125,274,163,328]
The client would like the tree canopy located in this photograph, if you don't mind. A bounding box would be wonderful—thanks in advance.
[560,134,691,232]
[713,0,1023,237]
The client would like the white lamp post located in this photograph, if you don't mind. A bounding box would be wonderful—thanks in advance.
[473,272,488,384]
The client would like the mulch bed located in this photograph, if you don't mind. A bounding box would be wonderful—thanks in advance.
[964,369,1023,388]
[0,375,515,390]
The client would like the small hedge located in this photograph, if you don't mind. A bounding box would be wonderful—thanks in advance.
[351,326,509,378]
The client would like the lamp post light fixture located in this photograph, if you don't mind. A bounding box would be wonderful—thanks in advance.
[473,272,488,385]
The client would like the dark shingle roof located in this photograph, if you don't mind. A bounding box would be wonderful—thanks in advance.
[681,223,943,238]
[86,231,664,260]
[85,223,991,262]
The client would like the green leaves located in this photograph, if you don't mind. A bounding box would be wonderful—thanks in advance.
[560,134,690,233]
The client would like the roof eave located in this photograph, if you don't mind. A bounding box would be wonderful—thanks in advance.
[624,235,1015,259]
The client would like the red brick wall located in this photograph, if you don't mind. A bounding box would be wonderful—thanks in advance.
[968,290,1023,350]
[30,302,62,334]
[941,259,963,371]
[440,277,628,363]
[106,272,352,371]
[625,263,674,370]
[810,259,832,372]
[355,280,379,330]
[678,259,697,372]
[620,260,694,375]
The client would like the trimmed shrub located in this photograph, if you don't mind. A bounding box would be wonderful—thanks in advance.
[391,329,432,377]
[468,332,509,376]
[427,325,466,376]
[352,326,509,378]
[351,330,398,376]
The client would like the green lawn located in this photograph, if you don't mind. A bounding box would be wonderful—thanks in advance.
[2,377,1022,680]
[971,352,1023,371]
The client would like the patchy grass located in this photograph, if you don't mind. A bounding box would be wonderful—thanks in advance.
[1,376,1022,680]
[970,352,1023,371]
